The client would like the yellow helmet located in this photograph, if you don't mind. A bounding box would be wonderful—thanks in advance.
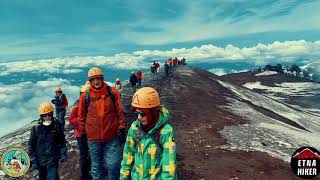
[38,102,54,115]
[131,87,160,108]
[88,67,104,80]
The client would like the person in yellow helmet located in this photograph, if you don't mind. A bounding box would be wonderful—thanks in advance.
[69,82,92,180]
[120,87,178,180]
[78,67,126,180]
[28,102,67,180]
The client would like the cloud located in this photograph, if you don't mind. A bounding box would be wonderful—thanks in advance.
[0,40,319,77]
[0,78,79,137]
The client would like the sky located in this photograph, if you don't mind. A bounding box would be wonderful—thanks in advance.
[1,0,320,137]
[1,0,320,61]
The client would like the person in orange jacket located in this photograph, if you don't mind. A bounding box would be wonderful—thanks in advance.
[69,82,92,180]
[78,67,126,180]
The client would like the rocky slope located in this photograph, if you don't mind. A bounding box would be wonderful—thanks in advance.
[1,65,319,180]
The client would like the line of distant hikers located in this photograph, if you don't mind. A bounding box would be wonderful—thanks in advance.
[27,57,187,180]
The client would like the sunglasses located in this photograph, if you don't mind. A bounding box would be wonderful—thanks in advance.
[134,111,146,117]
[42,113,53,118]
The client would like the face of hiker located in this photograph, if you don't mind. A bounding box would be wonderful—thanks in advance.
[91,77,103,89]
[135,109,149,126]
[42,113,53,123]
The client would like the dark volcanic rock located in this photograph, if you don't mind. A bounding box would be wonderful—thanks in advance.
[0,65,306,180]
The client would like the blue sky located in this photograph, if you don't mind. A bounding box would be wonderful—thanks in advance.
[1,0,320,137]
[1,0,320,61]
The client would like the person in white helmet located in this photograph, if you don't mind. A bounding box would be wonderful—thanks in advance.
[115,78,123,97]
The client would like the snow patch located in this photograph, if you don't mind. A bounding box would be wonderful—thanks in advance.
[218,80,320,162]
[255,71,278,76]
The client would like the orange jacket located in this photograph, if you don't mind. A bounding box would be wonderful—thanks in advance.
[78,83,126,142]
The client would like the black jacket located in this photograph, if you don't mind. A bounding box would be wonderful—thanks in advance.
[164,64,170,70]
[28,118,67,167]
[130,75,138,84]
[51,93,68,111]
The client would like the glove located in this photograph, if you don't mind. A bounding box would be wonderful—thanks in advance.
[118,128,126,144]
[51,99,57,104]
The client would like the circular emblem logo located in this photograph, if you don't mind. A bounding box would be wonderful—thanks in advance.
[1,147,30,177]
[291,147,320,179]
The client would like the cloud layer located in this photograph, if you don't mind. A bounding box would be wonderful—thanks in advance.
[0,40,319,77]
[0,78,79,137]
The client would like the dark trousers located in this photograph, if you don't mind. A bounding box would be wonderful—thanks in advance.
[56,110,66,130]
[131,83,136,91]
[165,69,169,77]
[137,79,142,88]
[77,135,92,180]
[37,163,59,180]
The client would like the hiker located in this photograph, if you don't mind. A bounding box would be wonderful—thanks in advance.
[69,82,92,180]
[136,69,143,88]
[130,71,138,91]
[156,62,160,74]
[78,67,126,180]
[28,102,67,180]
[51,87,68,130]
[151,64,156,80]
[173,57,178,67]
[120,87,178,180]
[181,57,186,65]
[164,62,170,77]
[115,78,123,97]
[168,58,173,68]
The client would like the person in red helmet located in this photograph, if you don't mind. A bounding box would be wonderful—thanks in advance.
[78,67,126,180]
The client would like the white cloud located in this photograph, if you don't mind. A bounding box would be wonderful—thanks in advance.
[62,69,83,74]
[0,40,319,77]
[0,78,79,137]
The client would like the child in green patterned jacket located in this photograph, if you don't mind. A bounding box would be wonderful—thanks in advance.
[120,87,178,180]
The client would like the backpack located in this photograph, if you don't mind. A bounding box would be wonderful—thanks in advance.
[84,85,118,117]
[135,123,167,152]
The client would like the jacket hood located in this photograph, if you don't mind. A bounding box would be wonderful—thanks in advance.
[137,105,171,134]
